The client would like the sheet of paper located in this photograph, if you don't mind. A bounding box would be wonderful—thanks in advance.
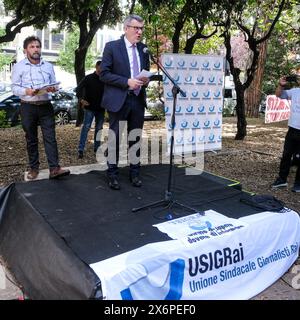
[136,69,154,79]
[36,82,61,95]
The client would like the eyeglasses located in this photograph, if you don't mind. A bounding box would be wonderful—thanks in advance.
[127,25,144,32]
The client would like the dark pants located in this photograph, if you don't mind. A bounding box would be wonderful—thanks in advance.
[279,127,300,183]
[20,102,59,170]
[107,93,145,178]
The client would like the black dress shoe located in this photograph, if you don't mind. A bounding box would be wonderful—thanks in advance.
[130,176,142,187]
[108,176,120,190]
[78,150,84,159]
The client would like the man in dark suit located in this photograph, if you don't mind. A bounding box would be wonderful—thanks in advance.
[100,14,150,190]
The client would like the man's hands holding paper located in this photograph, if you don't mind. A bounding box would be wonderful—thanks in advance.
[128,69,153,90]
[25,82,60,96]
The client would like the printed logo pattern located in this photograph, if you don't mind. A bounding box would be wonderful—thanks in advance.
[163,54,224,153]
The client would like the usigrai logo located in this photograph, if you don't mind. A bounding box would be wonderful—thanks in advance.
[196,76,204,83]
[189,219,212,231]
[213,61,221,69]
[214,90,221,98]
[173,74,180,82]
[177,59,185,68]
[214,119,221,127]
[208,133,215,142]
[202,61,209,69]
[192,120,200,128]
[186,105,194,112]
[180,120,188,129]
[198,105,205,113]
[166,91,173,98]
[164,58,173,67]
[190,60,198,68]
[120,258,185,300]
[203,90,210,99]
[191,91,199,99]
[187,136,195,143]
[208,76,215,84]
[209,105,215,113]
[184,75,192,83]
[175,106,182,113]
[94,122,205,175]
[176,136,184,144]
[203,120,210,128]
[189,243,244,276]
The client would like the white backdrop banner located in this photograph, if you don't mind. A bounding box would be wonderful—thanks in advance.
[161,54,225,154]
[90,209,300,300]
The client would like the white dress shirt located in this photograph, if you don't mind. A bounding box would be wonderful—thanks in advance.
[124,36,141,78]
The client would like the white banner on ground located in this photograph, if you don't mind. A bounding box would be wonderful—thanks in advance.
[265,95,291,123]
[161,54,225,154]
[153,210,248,245]
[90,209,300,300]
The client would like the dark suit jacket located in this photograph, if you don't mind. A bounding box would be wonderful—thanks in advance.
[100,37,150,112]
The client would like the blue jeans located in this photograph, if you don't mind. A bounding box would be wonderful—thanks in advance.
[78,109,105,152]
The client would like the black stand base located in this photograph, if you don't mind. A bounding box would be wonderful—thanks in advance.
[132,190,200,214]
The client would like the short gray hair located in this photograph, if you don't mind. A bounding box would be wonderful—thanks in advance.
[123,14,144,28]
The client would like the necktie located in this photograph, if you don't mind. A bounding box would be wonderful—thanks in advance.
[132,44,140,96]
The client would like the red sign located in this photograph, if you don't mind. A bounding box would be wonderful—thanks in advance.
[265,95,291,123]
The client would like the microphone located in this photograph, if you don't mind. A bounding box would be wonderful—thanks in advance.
[143,47,154,59]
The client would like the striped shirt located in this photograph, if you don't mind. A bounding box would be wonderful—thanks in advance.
[11,58,56,102]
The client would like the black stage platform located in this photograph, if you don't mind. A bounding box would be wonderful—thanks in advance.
[0,164,262,299]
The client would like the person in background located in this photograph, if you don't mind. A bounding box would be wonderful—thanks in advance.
[271,75,300,192]
[100,14,150,190]
[11,35,70,180]
[75,60,105,159]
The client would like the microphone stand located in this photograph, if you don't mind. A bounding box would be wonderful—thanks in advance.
[132,52,199,215]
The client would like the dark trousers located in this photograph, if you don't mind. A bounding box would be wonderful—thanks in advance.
[107,93,145,177]
[20,102,59,170]
[279,127,300,183]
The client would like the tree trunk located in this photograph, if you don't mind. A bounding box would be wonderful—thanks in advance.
[235,86,247,140]
[74,47,88,126]
[245,41,268,117]
[184,34,198,54]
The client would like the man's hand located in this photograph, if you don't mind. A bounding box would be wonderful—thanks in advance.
[25,88,40,96]
[128,78,144,90]
[138,76,150,86]
[275,76,287,98]
[46,86,58,93]
[80,99,90,108]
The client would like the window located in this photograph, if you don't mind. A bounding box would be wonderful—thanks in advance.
[44,28,50,50]
[36,30,43,42]
[51,33,64,51]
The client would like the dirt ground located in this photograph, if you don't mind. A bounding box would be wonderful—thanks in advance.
[0,116,300,300]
